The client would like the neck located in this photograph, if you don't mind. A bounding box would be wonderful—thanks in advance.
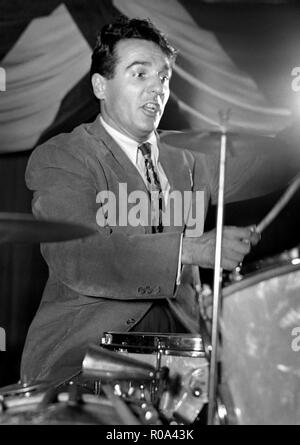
[100,112,153,143]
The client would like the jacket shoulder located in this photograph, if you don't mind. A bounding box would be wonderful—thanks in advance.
[25,121,101,190]
[31,121,96,163]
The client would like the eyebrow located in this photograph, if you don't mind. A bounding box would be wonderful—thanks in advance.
[125,61,171,71]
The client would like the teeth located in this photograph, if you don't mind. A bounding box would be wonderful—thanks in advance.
[144,103,158,112]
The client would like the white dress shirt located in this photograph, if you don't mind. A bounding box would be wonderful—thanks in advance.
[100,116,170,204]
[100,115,182,284]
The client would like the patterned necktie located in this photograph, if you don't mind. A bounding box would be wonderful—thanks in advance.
[138,142,163,233]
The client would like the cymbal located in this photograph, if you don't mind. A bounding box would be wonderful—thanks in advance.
[0,213,96,243]
[160,129,279,155]
[160,129,300,203]
[0,380,50,396]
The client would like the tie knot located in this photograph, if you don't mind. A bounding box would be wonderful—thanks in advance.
[138,142,152,158]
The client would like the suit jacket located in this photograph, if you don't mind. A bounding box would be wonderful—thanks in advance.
[21,116,212,383]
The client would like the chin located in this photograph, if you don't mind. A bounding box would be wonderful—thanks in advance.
[138,124,156,136]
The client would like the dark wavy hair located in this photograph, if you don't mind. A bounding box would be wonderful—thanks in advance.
[90,16,177,80]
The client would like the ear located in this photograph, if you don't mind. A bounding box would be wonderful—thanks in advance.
[91,73,107,100]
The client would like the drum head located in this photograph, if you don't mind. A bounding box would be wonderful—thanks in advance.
[221,257,300,425]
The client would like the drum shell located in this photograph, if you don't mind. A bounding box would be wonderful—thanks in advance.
[221,261,300,425]
[101,332,209,423]
[101,332,208,381]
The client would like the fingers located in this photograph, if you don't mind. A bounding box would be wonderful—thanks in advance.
[182,225,261,269]
[249,225,261,246]
[220,225,262,270]
[221,227,252,270]
[223,225,252,242]
[224,225,261,248]
[223,227,251,253]
[221,254,244,271]
[224,237,251,255]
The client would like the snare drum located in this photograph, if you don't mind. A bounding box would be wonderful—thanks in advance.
[219,248,300,425]
[101,332,209,423]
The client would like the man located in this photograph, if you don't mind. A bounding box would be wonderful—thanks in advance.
[21,17,259,383]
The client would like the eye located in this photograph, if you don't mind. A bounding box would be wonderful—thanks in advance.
[160,73,170,83]
[134,71,147,79]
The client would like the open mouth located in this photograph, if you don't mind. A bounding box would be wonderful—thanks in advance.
[142,102,160,116]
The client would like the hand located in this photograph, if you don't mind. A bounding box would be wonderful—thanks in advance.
[182,225,260,271]
[249,225,261,246]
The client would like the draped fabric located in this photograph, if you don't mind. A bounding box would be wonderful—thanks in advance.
[0,4,91,151]
[0,0,300,386]
[0,0,120,153]
[1,0,299,153]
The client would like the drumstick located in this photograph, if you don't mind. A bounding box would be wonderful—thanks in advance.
[257,173,300,234]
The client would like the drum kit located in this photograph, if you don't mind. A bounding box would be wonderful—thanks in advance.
[0,125,300,425]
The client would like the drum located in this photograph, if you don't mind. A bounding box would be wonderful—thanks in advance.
[219,248,300,425]
[0,379,139,425]
[101,332,209,423]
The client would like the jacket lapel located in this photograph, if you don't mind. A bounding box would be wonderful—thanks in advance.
[88,116,152,231]
[88,116,148,195]
[87,116,192,234]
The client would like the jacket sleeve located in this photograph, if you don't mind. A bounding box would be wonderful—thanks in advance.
[25,143,182,300]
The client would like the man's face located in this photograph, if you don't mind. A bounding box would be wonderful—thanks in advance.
[92,38,172,142]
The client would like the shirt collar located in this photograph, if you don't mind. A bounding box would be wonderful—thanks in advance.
[100,116,159,166]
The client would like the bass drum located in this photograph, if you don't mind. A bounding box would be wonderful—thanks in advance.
[219,248,300,425]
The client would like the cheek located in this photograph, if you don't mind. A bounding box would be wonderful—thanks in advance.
[110,85,136,109]
[104,80,142,120]
[105,90,126,118]
[105,79,124,104]
[163,88,170,106]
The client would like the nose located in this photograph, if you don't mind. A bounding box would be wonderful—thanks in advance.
[147,75,164,95]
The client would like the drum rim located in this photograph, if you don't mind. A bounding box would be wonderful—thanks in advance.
[101,332,204,353]
[223,262,300,297]
[0,381,50,397]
